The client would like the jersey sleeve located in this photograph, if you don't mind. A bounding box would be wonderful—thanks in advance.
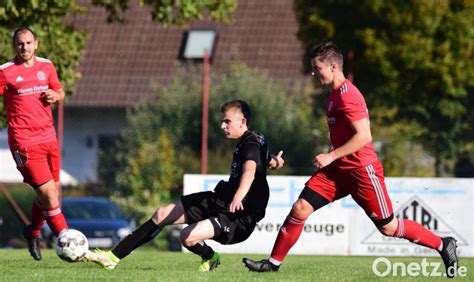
[339,91,368,123]
[48,63,62,91]
[241,141,263,166]
[0,70,6,96]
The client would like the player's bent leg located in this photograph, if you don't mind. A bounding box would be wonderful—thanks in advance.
[270,198,314,259]
[181,220,220,272]
[244,188,330,272]
[244,199,313,273]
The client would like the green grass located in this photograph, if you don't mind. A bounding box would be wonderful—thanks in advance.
[0,249,473,281]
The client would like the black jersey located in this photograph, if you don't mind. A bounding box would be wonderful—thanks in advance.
[214,130,270,219]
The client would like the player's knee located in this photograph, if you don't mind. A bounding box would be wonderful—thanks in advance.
[378,220,397,236]
[152,204,175,225]
[179,231,194,247]
[36,185,59,208]
[290,199,312,220]
[152,207,166,225]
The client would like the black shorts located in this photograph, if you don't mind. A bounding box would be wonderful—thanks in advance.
[181,191,257,245]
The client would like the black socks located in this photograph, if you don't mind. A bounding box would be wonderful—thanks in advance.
[112,219,162,259]
[185,241,214,260]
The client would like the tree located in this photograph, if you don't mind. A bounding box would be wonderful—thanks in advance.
[100,62,325,201]
[0,0,237,127]
[295,0,474,176]
[111,129,183,220]
[91,0,237,26]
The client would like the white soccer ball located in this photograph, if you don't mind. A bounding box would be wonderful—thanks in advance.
[54,229,89,262]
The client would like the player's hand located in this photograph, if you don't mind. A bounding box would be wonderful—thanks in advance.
[40,89,60,104]
[269,150,285,170]
[313,152,335,169]
[229,197,244,213]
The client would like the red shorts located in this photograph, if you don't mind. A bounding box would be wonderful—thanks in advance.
[11,141,60,187]
[305,160,393,221]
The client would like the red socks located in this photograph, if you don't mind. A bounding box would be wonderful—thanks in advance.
[30,200,46,238]
[269,216,442,263]
[270,214,306,262]
[394,218,442,250]
[42,205,68,236]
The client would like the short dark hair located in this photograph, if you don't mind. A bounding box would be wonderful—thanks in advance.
[12,27,37,44]
[310,41,343,69]
[220,100,251,125]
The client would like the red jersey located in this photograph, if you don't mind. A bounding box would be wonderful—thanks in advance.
[0,57,62,148]
[327,79,377,170]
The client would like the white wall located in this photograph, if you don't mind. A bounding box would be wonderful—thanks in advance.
[61,107,126,182]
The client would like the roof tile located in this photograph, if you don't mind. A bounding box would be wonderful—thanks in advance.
[67,0,306,107]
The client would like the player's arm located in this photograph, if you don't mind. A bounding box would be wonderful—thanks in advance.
[313,117,372,169]
[229,160,256,213]
[268,150,285,170]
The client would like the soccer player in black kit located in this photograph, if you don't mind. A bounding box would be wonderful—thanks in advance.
[86,100,284,271]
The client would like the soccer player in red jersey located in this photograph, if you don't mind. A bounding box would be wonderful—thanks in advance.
[0,27,68,260]
[243,42,459,278]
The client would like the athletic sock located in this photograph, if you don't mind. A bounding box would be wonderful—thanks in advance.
[393,218,442,249]
[270,214,306,262]
[185,241,214,260]
[43,205,68,236]
[112,219,162,259]
[30,200,46,238]
[269,257,282,266]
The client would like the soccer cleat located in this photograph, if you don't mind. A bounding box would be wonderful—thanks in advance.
[242,258,279,272]
[84,249,120,270]
[438,237,459,278]
[198,252,221,272]
[23,225,42,261]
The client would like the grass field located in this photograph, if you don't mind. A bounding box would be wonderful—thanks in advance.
[1,249,472,281]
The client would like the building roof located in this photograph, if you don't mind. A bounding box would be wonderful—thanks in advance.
[67,0,307,107]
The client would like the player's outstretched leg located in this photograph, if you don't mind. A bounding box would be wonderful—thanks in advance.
[84,249,120,270]
[242,258,279,272]
[198,252,221,272]
[23,225,42,261]
[438,237,459,278]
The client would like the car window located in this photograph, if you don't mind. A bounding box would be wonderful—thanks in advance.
[62,201,124,220]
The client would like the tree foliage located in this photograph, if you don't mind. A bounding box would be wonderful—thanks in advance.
[91,0,237,26]
[295,0,474,175]
[110,129,183,220]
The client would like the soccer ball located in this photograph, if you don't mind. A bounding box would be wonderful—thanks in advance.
[54,229,89,262]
